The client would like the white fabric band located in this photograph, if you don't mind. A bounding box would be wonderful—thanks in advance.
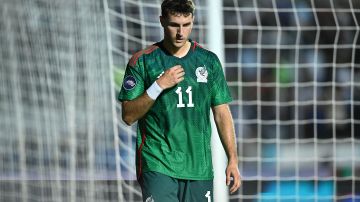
[146,81,163,100]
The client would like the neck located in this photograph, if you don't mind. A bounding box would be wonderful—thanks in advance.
[162,40,191,58]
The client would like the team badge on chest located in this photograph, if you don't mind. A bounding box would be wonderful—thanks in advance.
[195,66,208,83]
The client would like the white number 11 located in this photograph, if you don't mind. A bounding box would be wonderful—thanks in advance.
[175,86,194,108]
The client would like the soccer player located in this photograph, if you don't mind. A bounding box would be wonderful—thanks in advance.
[118,0,241,201]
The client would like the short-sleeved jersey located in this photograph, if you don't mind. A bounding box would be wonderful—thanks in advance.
[118,40,232,180]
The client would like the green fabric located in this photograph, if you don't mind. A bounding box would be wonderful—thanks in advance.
[118,40,232,180]
[140,171,213,202]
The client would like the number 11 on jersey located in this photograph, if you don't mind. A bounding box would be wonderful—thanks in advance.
[175,86,194,108]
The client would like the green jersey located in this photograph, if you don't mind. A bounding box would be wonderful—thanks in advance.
[118,40,232,180]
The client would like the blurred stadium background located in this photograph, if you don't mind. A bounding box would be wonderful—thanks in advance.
[1,0,360,201]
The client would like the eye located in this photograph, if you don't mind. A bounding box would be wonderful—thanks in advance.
[168,22,180,28]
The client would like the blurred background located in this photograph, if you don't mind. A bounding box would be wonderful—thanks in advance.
[1,0,360,201]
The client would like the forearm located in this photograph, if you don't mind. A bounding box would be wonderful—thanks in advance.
[212,104,238,163]
[213,104,242,193]
[122,92,155,125]
[121,65,185,125]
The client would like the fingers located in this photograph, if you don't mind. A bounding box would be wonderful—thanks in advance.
[226,168,242,194]
[170,65,185,77]
[171,66,184,83]
[176,71,185,80]
[177,76,185,83]
[170,65,183,71]
[157,65,185,89]
[229,174,241,194]
[226,171,231,186]
[166,65,185,82]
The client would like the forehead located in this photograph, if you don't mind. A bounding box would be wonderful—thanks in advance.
[165,13,194,23]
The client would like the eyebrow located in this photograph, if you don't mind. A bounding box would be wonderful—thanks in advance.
[168,22,192,26]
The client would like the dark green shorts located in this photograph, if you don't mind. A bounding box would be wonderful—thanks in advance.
[139,171,213,202]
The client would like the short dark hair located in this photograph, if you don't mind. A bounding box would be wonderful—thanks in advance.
[161,0,195,18]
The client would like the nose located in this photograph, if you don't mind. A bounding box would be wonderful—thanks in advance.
[177,26,183,36]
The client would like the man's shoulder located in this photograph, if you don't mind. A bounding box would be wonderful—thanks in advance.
[192,41,219,59]
[128,43,160,67]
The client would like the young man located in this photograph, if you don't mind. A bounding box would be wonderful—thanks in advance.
[118,0,241,201]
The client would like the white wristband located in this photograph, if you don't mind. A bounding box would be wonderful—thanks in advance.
[146,81,163,100]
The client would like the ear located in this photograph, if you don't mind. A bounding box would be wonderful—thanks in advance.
[159,16,166,27]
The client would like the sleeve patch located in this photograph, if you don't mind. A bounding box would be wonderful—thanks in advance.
[123,75,137,90]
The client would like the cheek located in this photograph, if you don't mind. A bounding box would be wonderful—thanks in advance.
[165,27,177,36]
[184,28,192,36]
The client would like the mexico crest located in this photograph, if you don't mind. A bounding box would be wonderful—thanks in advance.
[195,66,208,83]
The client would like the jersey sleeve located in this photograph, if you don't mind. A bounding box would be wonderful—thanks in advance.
[118,56,145,101]
[210,55,232,106]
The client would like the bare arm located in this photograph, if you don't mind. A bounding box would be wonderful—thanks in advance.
[121,65,185,125]
[212,104,242,194]
[122,93,155,125]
